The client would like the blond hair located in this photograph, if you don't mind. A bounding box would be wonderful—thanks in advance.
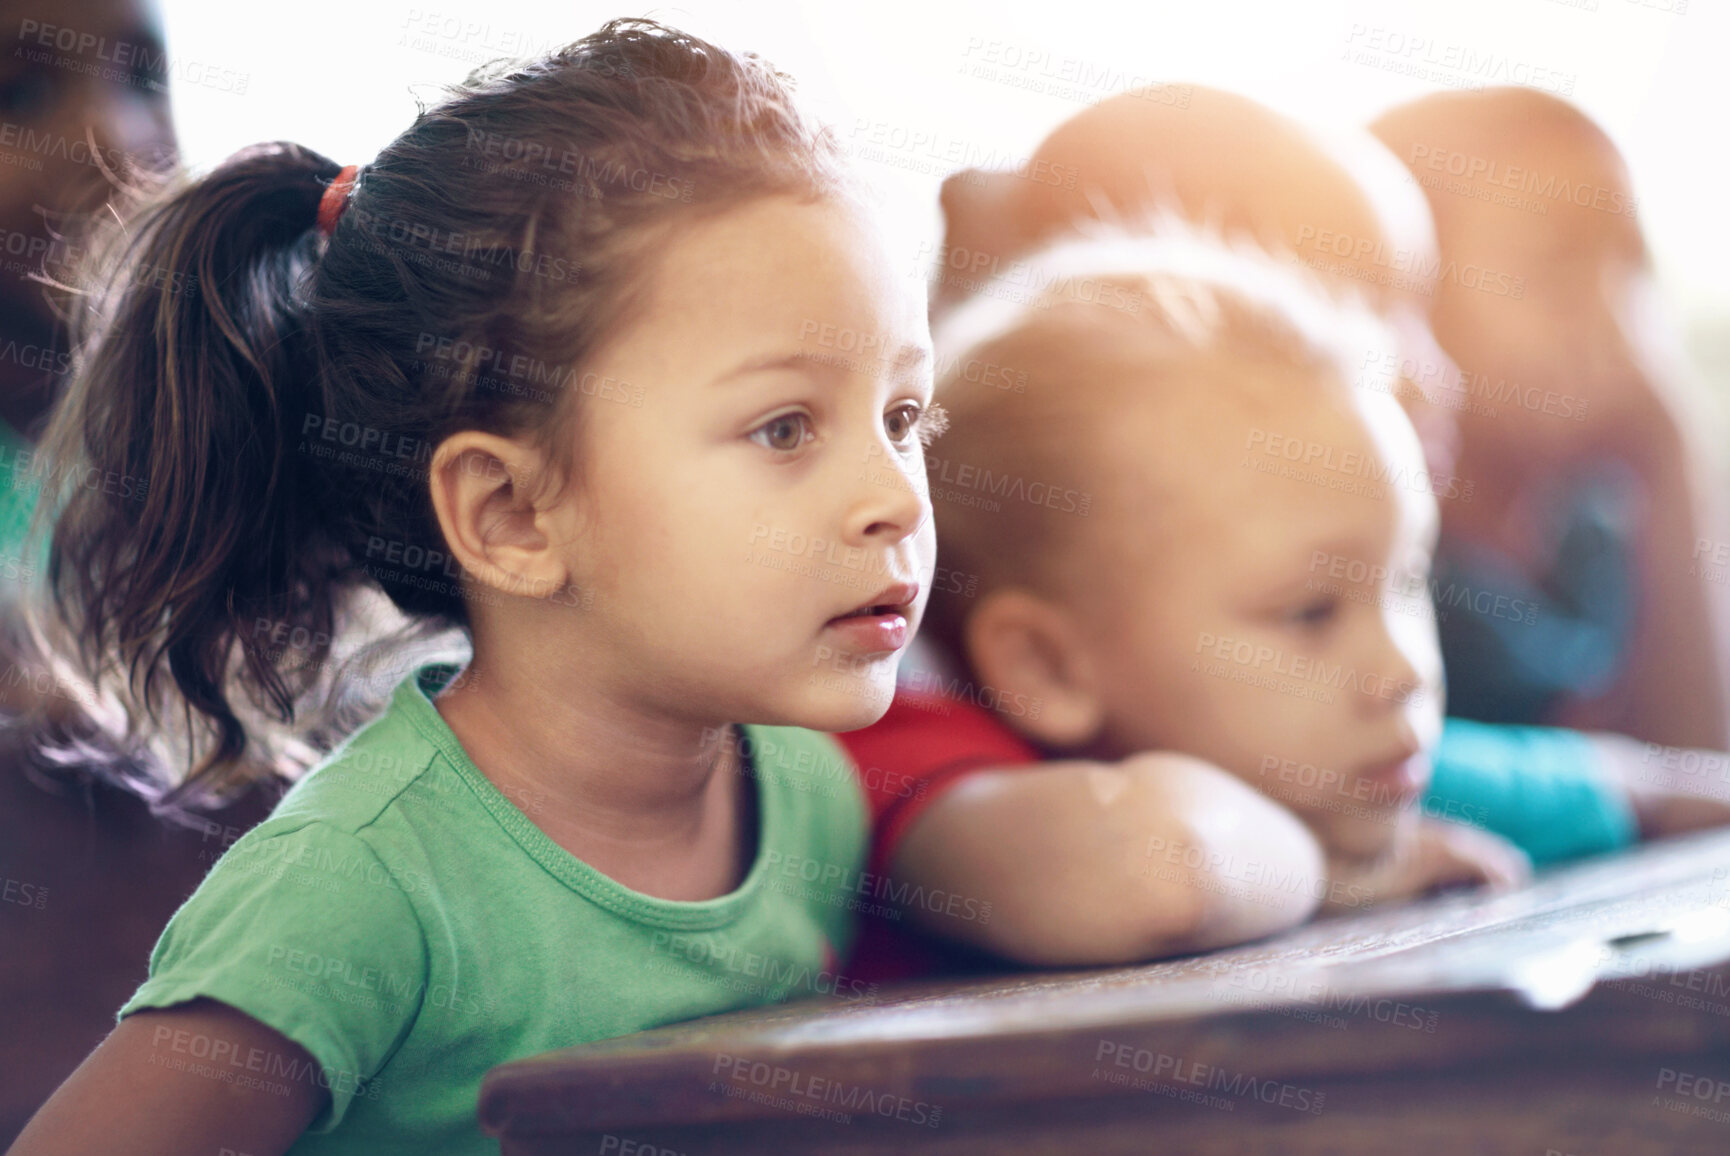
[924,223,1401,656]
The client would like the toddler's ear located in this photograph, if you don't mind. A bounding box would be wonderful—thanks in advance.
[940,169,1022,229]
[963,588,1104,749]
[935,169,1028,310]
[428,430,571,605]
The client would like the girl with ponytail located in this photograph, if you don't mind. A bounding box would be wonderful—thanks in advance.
[13,19,942,1155]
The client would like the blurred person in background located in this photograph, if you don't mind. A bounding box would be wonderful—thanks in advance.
[1374,89,1730,753]
[0,1,279,1144]
[936,83,1728,752]
[836,82,1730,981]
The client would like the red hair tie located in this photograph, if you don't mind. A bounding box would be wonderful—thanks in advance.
[316,164,360,237]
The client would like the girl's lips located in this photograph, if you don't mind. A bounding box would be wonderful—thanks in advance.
[822,609,909,655]
[822,581,918,656]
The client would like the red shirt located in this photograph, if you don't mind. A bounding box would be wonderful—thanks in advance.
[835,688,1039,982]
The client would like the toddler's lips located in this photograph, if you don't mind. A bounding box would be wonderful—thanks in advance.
[1359,753,1428,802]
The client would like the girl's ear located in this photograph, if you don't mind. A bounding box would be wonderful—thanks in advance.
[428,431,571,603]
[963,587,1104,749]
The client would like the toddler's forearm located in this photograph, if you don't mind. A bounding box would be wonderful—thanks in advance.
[891,753,1324,967]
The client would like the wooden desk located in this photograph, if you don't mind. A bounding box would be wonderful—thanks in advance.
[481,830,1730,1154]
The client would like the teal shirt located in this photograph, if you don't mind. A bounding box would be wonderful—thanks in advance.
[1426,717,1637,865]
[118,663,870,1155]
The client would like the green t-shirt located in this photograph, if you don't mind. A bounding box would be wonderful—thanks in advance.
[118,663,869,1155]
[0,415,42,572]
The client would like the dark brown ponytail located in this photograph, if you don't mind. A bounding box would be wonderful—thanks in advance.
[36,18,851,807]
[39,143,347,806]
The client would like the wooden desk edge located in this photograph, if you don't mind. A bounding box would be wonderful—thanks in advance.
[478,968,1730,1138]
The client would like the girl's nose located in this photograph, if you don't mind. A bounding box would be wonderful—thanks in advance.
[844,447,929,546]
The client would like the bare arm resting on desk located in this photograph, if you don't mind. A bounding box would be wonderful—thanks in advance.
[889,753,1534,965]
[7,998,325,1156]
[1591,732,1730,838]
[889,753,1327,966]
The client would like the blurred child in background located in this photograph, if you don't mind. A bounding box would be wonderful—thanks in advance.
[0,2,283,1144]
[834,85,1730,978]
[840,228,1730,976]
[1374,89,1729,752]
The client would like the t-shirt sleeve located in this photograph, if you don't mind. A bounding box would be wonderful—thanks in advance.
[1427,718,1638,866]
[835,690,1040,874]
[116,820,429,1132]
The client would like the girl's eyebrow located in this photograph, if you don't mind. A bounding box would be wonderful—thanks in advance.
[890,344,934,382]
[711,342,932,387]
[711,351,844,387]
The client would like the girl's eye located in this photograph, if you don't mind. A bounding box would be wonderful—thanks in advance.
[749,412,814,453]
[884,404,917,445]
[886,400,949,448]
